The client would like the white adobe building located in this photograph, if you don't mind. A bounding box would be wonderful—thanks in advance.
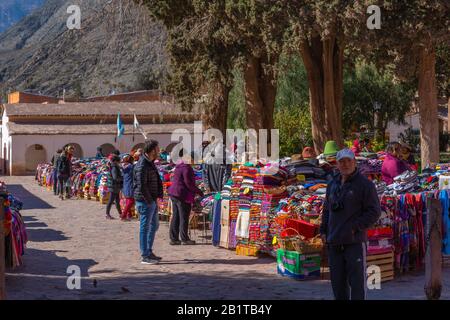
[1,101,202,175]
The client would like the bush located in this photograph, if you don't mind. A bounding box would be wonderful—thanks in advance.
[371,139,387,152]
[274,107,312,157]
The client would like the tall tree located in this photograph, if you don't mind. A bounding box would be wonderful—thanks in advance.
[224,1,287,133]
[141,0,239,134]
[349,0,450,168]
[283,0,359,153]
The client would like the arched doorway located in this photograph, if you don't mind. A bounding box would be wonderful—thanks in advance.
[64,143,83,159]
[131,143,145,153]
[100,143,116,157]
[25,144,47,172]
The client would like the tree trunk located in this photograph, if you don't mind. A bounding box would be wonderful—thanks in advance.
[300,39,327,154]
[447,97,450,152]
[300,35,344,154]
[244,54,278,132]
[244,56,265,132]
[323,36,342,145]
[202,80,230,135]
[418,38,440,169]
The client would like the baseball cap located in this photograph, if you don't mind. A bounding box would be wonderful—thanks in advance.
[336,148,355,161]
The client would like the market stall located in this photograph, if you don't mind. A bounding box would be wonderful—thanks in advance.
[35,151,450,282]
[0,181,27,269]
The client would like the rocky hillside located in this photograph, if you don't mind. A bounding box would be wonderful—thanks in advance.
[0,0,169,99]
[0,0,45,34]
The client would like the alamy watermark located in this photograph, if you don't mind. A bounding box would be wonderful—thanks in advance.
[367,5,381,30]
[367,265,381,290]
[66,265,81,290]
[169,121,280,172]
[67,5,81,30]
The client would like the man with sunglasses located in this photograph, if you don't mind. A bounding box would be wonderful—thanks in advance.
[320,148,381,300]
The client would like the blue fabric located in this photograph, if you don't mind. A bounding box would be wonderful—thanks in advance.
[212,199,222,246]
[117,112,125,137]
[136,201,159,257]
[122,164,134,198]
[441,190,450,254]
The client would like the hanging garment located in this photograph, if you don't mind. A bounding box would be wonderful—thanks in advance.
[211,198,222,246]
[235,210,250,239]
[441,190,450,254]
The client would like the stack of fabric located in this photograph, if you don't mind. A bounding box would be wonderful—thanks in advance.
[227,166,242,249]
[373,180,388,195]
[235,166,258,240]
[367,196,395,255]
[386,171,419,194]
[97,168,112,203]
[358,158,383,176]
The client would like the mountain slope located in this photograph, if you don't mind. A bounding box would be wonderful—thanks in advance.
[0,0,168,98]
[0,0,46,34]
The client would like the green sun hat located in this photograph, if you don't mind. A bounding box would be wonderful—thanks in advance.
[323,140,339,157]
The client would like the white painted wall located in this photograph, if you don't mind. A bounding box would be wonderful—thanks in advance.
[387,113,420,142]
[8,132,191,175]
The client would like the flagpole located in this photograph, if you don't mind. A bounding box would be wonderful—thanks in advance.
[133,114,135,142]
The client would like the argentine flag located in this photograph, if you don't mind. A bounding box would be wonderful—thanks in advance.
[117,112,125,138]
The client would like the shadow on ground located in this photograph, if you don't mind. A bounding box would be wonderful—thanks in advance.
[6,184,55,210]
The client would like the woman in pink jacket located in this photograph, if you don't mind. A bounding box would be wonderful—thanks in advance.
[381,142,410,185]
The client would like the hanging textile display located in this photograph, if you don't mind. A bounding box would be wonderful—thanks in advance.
[1,181,28,269]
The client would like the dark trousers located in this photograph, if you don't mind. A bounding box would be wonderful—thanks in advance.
[58,176,68,197]
[53,171,58,195]
[328,243,367,300]
[106,192,122,216]
[170,196,192,242]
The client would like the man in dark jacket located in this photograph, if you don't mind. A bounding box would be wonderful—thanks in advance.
[106,155,123,220]
[57,149,71,200]
[133,139,163,265]
[320,148,381,300]
[51,148,63,195]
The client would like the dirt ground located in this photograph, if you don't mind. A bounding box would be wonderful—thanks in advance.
[3,176,450,300]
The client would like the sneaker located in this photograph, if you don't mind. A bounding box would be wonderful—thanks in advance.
[148,253,162,261]
[170,240,181,245]
[181,240,196,245]
[141,257,159,265]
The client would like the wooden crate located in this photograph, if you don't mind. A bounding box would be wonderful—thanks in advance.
[319,251,394,282]
[367,251,394,282]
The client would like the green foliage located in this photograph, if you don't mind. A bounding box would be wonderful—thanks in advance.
[371,139,387,153]
[227,70,246,130]
[436,44,450,97]
[274,107,312,157]
[398,128,420,151]
[343,61,415,137]
[275,54,309,110]
[344,140,353,149]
